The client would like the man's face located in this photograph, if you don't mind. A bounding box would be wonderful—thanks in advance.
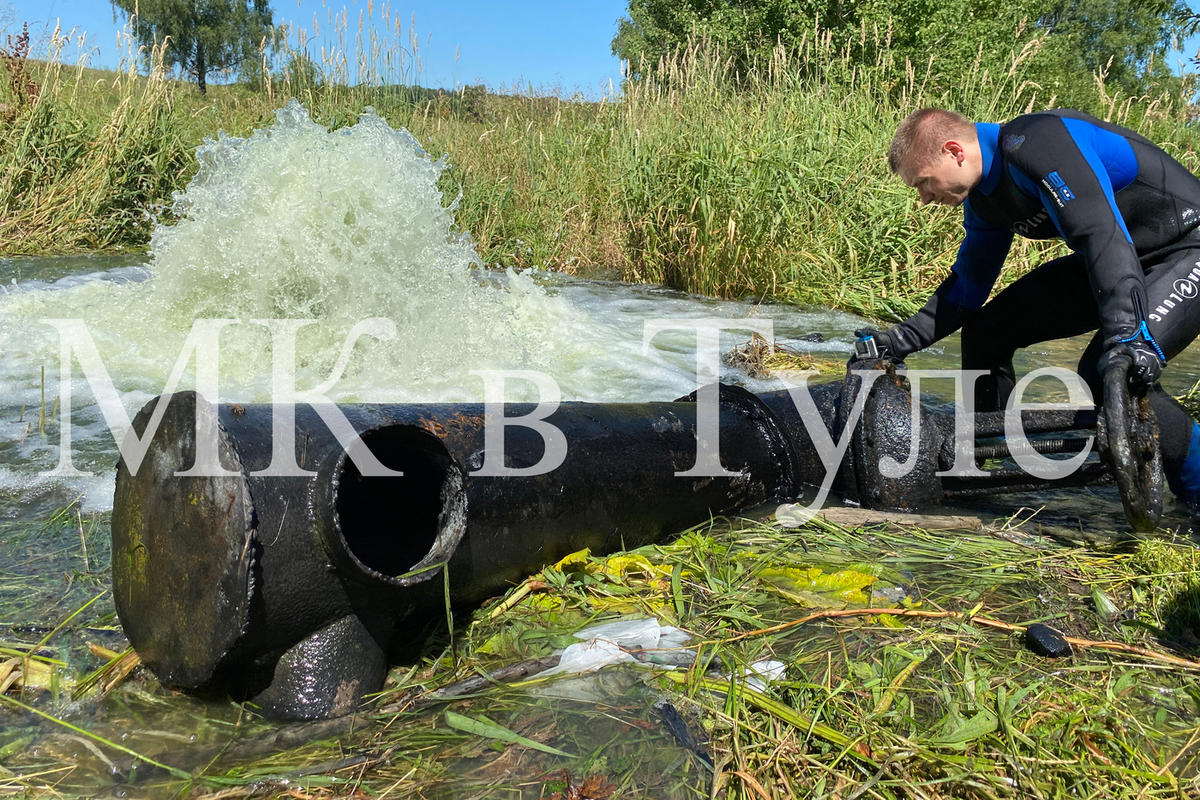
[899,145,978,207]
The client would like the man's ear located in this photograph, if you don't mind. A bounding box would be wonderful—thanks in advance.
[943,140,966,165]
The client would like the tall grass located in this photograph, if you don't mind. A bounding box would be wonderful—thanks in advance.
[0,31,184,252]
[2,14,1198,318]
[611,30,1200,317]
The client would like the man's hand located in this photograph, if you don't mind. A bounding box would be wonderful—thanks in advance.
[850,328,904,365]
[1103,340,1164,389]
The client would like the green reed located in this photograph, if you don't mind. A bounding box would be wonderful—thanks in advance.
[1,16,1198,320]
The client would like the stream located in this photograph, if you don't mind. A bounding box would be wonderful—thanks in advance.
[1,100,1198,796]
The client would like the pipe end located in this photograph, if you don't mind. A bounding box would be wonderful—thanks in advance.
[112,391,255,689]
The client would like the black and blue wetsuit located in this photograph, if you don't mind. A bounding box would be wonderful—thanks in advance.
[887,109,1200,501]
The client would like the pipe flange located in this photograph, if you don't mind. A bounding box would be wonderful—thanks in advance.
[675,383,802,499]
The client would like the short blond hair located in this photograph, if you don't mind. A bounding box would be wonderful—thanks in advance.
[888,108,974,173]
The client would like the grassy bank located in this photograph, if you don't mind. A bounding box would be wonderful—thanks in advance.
[3,23,1200,318]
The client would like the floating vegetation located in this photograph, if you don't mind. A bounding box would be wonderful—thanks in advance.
[722,333,845,380]
[0,505,1199,796]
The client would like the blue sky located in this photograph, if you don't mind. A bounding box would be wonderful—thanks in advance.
[4,1,1199,96]
[0,0,630,98]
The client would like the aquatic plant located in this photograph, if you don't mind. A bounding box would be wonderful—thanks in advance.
[2,502,1200,797]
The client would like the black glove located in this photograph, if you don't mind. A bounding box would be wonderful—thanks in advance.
[850,328,904,365]
[1103,338,1164,389]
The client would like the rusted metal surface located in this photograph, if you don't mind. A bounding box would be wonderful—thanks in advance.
[110,392,256,690]
[114,387,805,719]
[1097,354,1163,532]
[112,368,1116,719]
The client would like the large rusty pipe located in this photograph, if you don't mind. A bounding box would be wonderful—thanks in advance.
[113,384,838,718]
[111,370,1106,719]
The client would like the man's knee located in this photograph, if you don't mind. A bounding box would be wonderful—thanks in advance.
[960,315,1015,367]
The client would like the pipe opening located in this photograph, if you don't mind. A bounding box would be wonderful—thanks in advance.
[335,427,466,582]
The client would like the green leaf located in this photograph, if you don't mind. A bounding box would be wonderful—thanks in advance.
[930,707,999,748]
[671,561,685,619]
[1091,586,1120,618]
[444,711,576,758]
[758,565,877,607]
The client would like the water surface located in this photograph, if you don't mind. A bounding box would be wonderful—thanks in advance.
[2,101,1199,796]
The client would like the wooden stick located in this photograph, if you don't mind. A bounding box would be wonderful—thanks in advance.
[725,607,1200,670]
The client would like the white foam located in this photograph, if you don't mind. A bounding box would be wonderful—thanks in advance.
[0,101,850,511]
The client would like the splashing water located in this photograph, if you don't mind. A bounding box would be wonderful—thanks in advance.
[0,103,728,413]
[0,101,657,406]
[0,101,863,508]
[140,100,597,399]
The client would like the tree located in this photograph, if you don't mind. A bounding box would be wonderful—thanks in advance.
[280,50,321,94]
[612,0,819,80]
[112,0,273,94]
[612,0,1189,102]
[1033,0,1188,93]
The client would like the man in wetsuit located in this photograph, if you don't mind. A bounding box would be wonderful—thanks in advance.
[855,107,1200,516]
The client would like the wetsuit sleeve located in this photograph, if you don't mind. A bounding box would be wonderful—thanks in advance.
[888,272,972,354]
[887,205,1011,354]
[1002,116,1150,350]
[946,201,1013,310]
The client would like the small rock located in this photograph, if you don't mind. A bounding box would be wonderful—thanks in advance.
[1025,623,1073,658]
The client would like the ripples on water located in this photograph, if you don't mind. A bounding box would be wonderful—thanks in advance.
[0,103,870,514]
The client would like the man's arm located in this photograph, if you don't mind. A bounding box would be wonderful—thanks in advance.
[1001,114,1163,382]
[881,272,969,356]
[861,207,1011,360]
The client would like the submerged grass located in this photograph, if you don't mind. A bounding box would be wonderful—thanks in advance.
[4,506,1200,797]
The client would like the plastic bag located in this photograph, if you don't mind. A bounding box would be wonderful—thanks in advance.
[535,617,693,677]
